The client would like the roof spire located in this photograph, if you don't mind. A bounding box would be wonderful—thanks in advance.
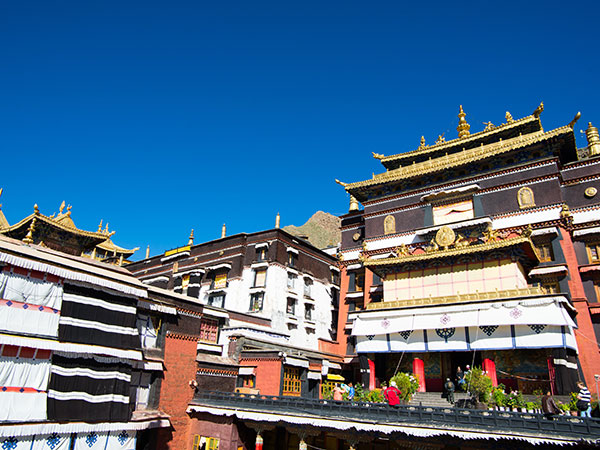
[418,136,426,149]
[586,122,600,156]
[188,229,194,245]
[221,223,226,239]
[97,219,103,233]
[59,201,65,215]
[349,195,359,212]
[275,212,280,229]
[23,217,37,244]
[457,105,471,138]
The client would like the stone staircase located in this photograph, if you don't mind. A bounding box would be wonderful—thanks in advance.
[409,391,471,408]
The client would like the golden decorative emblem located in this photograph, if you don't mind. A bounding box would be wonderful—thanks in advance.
[435,226,455,247]
[352,232,361,242]
[584,187,597,198]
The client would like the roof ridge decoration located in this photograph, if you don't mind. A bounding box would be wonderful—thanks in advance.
[457,105,471,138]
[371,104,544,163]
[339,125,572,191]
[360,225,535,266]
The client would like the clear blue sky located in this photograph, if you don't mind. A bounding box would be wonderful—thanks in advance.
[1,1,599,258]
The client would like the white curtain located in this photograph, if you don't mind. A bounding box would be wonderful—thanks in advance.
[0,306,59,337]
[0,354,51,390]
[0,271,63,310]
[0,391,47,421]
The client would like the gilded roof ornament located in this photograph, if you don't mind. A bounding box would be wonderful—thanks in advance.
[97,219,103,232]
[457,105,471,138]
[505,111,514,123]
[435,133,445,144]
[33,204,39,214]
[568,111,581,129]
[349,195,359,212]
[188,229,194,245]
[533,101,544,118]
[23,217,37,244]
[418,136,426,149]
[372,152,385,160]
[335,179,348,187]
[586,122,600,156]
[483,121,495,132]
[59,201,65,215]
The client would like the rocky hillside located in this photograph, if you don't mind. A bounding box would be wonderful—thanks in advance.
[283,211,340,250]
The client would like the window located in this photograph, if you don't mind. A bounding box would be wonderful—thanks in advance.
[282,366,301,396]
[432,199,474,225]
[587,242,600,263]
[249,292,264,312]
[192,436,219,450]
[130,370,152,410]
[212,272,228,289]
[239,375,255,388]
[372,272,382,286]
[199,318,218,343]
[542,281,560,294]
[287,272,297,289]
[305,303,314,321]
[331,270,340,285]
[208,294,225,308]
[304,278,312,298]
[256,246,267,262]
[535,243,554,262]
[287,252,297,268]
[348,271,364,292]
[254,269,267,287]
[136,314,159,349]
[287,298,296,315]
[181,274,190,293]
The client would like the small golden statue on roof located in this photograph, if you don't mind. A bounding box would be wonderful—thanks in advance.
[505,111,514,123]
[533,101,544,118]
[418,136,426,149]
[483,121,495,131]
[394,244,410,257]
[435,133,445,144]
[457,105,471,138]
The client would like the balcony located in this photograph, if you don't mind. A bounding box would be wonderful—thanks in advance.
[188,391,600,445]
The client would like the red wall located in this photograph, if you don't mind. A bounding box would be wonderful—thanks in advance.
[243,358,282,396]
[157,334,199,450]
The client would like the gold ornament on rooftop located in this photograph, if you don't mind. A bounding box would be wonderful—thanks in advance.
[505,111,514,123]
[457,105,471,138]
[533,101,544,118]
[435,226,455,248]
[418,136,426,149]
[435,133,445,144]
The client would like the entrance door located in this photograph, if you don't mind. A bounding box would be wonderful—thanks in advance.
[442,352,482,386]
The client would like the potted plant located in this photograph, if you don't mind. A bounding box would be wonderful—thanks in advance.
[492,387,507,411]
[464,367,493,405]
[568,392,579,416]
[390,372,420,403]
[525,401,536,413]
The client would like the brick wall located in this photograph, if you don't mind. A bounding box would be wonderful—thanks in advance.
[250,359,282,396]
[157,334,198,450]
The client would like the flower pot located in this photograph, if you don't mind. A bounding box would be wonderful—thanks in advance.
[498,407,504,411]
[528,409,534,413]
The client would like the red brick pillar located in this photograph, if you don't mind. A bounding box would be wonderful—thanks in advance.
[557,227,600,387]
[413,358,426,392]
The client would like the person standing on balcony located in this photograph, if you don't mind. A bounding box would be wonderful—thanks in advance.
[333,384,344,401]
[542,390,562,420]
[384,381,401,407]
[577,381,592,418]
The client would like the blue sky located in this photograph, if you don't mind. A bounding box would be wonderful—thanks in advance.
[1,1,599,257]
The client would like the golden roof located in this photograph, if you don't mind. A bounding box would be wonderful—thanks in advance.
[376,111,540,165]
[341,125,573,191]
[97,237,139,256]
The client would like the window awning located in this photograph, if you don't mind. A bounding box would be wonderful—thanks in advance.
[528,265,568,277]
[239,367,256,376]
[284,356,309,368]
[327,374,345,381]
[351,297,575,336]
[307,371,322,380]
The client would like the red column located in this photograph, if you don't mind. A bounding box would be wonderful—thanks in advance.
[413,358,426,392]
[547,357,556,395]
[483,358,497,387]
[368,358,376,390]
[255,432,263,450]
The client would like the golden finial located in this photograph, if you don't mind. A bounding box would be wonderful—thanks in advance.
[349,195,359,212]
[435,133,445,144]
[372,152,385,159]
[23,217,37,244]
[97,219,103,232]
[418,136,426,149]
[568,112,581,129]
[533,101,544,118]
[275,212,281,229]
[457,105,471,138]
[335,179,348,187]
[221,223,226,239]
[104,223,109,233]
[505,111,514,123]
[188,229,194,245]
[59,201,65,214]
[586,122,600,156]
[33,204,39,214]
[145,245,150,259]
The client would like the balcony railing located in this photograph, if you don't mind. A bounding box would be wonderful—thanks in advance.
[190,391,600,442]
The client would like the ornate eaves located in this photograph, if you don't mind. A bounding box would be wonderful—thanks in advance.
[363,235,537,267]
[342,126,573,192]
